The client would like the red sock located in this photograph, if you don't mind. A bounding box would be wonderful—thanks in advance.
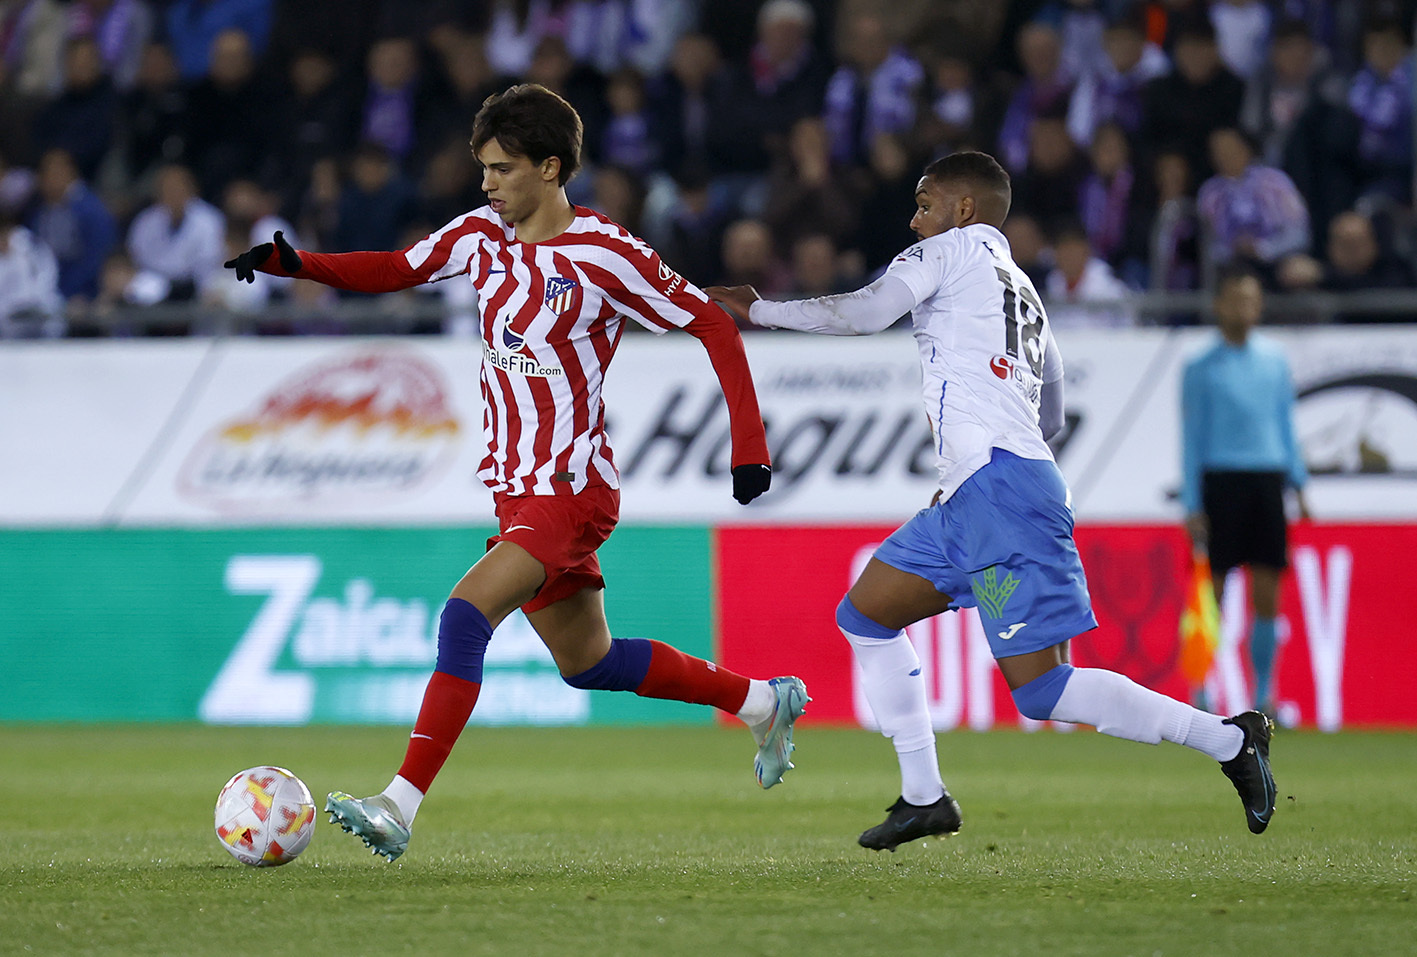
[634,639,751,713]
[396,671,480,793]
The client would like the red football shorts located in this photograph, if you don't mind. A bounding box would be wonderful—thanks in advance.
[486,483,620,613]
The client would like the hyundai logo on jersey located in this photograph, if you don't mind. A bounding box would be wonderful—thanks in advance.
[545,277,580,315]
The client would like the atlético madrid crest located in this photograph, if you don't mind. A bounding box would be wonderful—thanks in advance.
[544,277,580,315]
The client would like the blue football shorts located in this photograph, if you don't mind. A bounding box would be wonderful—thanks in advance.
[872,448,1098,659]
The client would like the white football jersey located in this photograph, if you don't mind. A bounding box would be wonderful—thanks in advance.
[885,223,1061,500]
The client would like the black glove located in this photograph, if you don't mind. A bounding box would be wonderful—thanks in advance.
[731,464,772,505]
[224,230,303,282]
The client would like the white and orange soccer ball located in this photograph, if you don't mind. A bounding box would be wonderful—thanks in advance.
[214,766,316,867]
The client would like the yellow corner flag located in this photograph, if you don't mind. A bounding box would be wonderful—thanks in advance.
[1178,550,1221,686]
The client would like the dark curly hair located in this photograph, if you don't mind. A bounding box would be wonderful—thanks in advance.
[470,84,583,186]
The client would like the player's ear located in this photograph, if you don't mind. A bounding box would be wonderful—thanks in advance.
[958,194,975,224]
[541,157,561,183]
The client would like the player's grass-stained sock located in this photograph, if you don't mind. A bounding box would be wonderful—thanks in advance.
[1249,617,1278,710]
[395,599,491,793]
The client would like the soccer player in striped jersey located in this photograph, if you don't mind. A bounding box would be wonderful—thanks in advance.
[226,84,808,862]
[709,151,1276,850]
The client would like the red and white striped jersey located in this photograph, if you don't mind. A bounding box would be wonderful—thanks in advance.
[404,205,727,496]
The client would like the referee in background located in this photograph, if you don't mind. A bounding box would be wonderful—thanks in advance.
[1181,265,1310,716]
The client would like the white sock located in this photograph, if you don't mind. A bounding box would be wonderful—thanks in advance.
[1050,668,1244,761]
[898,744,946,805]
[381,774,424,825]
[842,628,944,803]
[736,678,776,734]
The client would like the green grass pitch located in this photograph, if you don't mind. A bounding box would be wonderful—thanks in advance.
[2,725,1413,956]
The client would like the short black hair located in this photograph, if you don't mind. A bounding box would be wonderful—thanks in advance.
[470,83,583,186]
[922,150,1012,222]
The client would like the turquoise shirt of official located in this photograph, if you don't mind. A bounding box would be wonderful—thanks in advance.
[1180,333,1308,514]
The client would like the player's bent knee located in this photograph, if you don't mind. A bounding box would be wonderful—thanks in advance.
[836,595,901,640]
[1010,663,1075,721]
[434,598,493,683]
[562,637,652,691]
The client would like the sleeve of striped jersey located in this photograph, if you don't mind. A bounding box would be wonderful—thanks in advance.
[682,309,772,468]
[258,214,484,292]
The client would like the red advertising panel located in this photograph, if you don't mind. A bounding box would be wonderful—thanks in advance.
[716,523,1417,730]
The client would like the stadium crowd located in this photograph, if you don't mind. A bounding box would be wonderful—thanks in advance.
[0,0,1413,337]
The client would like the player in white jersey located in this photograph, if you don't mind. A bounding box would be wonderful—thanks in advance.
[226,84,809,861]
[709,151,1276,849]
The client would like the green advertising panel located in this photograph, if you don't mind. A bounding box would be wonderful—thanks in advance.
[0,527,713,725]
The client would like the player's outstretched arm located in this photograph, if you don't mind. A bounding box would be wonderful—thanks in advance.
[681,307,772,504]
[709,275,916,336]
[224,230,427,294]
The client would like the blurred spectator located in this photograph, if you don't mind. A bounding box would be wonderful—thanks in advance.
[997,20,1074,173]
[853,131,919,274]
[661,167,727,288]
[719,217,791,300]
[587,164,645,236]
[295,156,341,251]
[360,35,444,170]
[1044,223,1136,328]
[1078,121,1147,286]
[74,0,156,92]
[1242,19,1346,165]
[649,33,733,180]
[1242,18,1358,250]
[523,35,607,168]
[600,68,658,174]
[762,117,860,250]
[126,163,225,301]
[919,47,1003,155]
[1035,0,1107,82]
[1277,209,1416,320]
[1347,16,1414,204]
[0,205,63,337]
[421,31,500,157]
[1197,126,1310,280]
[415,140,483,230]
[27,147,116,300]
[736,0,831,169]
[1066,8,1168,147]
[1139,17,1244,181]
[1208,0,1271,80]
[33,36,117,180]
[0,148,37,213]
[786,232,857,297]
[268,47,356,216]
[1146,148,1202,294]
[333,143,416,253]
[165,0,272,81]
[485,0,692,78]
[1011,113,1088,235]
[221,176,296,298]
[1003,210,1053,289]
[182,27,272,197]
[2,0,68,95]
[822,13,924,168]
[116,42,189,196]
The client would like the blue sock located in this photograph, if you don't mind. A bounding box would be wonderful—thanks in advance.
[434,598,493,682]
[1250,617,1278,708]
[1011,664,1075,720]
[564,638,653,691]
[835,595,901,639]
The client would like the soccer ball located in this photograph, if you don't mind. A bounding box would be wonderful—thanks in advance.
[214,766,316,867]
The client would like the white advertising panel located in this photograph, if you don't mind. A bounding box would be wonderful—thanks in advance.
[3,327,1417,526]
